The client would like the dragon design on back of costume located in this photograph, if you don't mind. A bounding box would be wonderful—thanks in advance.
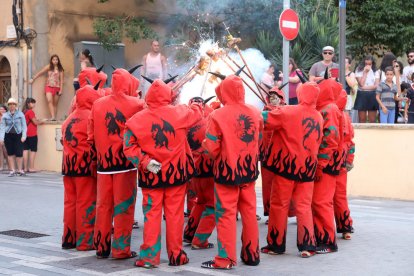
[236,114,255,145]
[65,118,81,147]
[151,119,175,150]
[105,109,126,138]
[187,124,202,151]
[302,117,321,151]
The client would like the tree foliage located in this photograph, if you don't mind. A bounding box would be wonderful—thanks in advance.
[93,0,156,51]
[347,0,414,58]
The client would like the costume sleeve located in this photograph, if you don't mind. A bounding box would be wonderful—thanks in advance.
[123,126,151,170]
[184,102,203,128]
[346,119,355,165]
[87,107,96,162]
[318,109,340,169]
[202,114,222,160]
[262,108,284,131]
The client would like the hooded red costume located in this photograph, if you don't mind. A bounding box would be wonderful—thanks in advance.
[312,78,343,253]
[202,75,262,269]
[260,87,286,217]
[260,82,323,256]
[334,90,355,237]
[88,68,145,259]
[183,98,216,249]
[123,79,203,267]
[69,67,108,114]
[62,85,102,251]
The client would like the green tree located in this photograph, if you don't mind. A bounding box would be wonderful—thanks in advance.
[347,0,414,58]
[93,0,156,51]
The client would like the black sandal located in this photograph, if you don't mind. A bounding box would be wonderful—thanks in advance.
[201,260,233,270]
[191,243,214,250]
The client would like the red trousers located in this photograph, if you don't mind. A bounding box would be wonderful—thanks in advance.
[214,182,260,268]
[186,180,197,213]
[183,177,215,247]
[312,173,338,251]
[266,174,316,252]
[139,185,188,266]
[94,171,137,258]
[334,171,354,233]
[63,176,97,250]
[260,166,274,216]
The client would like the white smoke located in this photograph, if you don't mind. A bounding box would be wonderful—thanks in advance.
[176,40,270,109]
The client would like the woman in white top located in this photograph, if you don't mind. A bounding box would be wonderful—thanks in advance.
[354,55,380,123]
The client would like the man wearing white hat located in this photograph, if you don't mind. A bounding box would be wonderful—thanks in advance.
[309,46,339,82]
[0,98,27,177]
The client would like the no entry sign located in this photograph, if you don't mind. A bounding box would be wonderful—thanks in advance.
[279,9,300,41]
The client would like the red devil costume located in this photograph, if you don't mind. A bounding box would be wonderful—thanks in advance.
[123,78,202,268]
[260,82,323,257]
[202,74,262,269]
[312,77,343,253]
[62,85,102,250]
[334,90,355,239]
[183,97,216,249]
[260,87,286,219]
[88,68,144,259]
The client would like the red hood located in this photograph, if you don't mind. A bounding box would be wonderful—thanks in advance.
[220,75,245,105]
[75,85,102,110]
[336,89,348,111]
[145,79,172,108]
[78,67,107,88]
[111,69,138,97]
[297,82,320,108]
[215,83,223,103]
[268,86,286,105]
[316,79,336,109]
[331,81,343,101]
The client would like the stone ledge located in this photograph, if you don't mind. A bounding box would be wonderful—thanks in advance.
[353,123,414,130]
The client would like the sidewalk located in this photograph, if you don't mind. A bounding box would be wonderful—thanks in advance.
[0,172,413,275]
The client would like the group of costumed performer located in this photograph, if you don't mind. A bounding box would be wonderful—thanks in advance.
[123,76,204,268]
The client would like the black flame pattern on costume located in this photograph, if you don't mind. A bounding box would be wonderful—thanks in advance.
[62,226,76,248]
[195,154,213,178]
[214,154,259,185]
[263,147,318,182]
[97,145,134,172]
[323,149,345,175]
[183,217,197,242]
[314,226,337,250]
[297,226,316,251]
[241,240,260,266]
[168,249,188,266]
[94,230,112,257]
[336,210,354,233]
[63,151,94,176]
[266,227,286,253]
[138,154,195,188]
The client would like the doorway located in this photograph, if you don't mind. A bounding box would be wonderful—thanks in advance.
[0,56,12,104]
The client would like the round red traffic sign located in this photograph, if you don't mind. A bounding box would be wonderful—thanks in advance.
[279,9,300,41]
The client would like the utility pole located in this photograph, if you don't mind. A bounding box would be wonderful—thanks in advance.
[339,0,346,86]
[282,0,290,104]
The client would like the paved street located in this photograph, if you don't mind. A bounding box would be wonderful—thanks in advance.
[0,172,413,275]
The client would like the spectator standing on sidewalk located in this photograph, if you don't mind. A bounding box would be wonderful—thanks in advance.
[0,98,27,177]
[22,98,45,173]
[29,54,64,121]
[309,46,339,82]
[376,66,400,124]
[403,49,414,84]
[0,105,8,171]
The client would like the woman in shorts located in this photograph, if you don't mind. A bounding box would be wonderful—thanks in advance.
[29,54,64,121]
[0,98,27,177]
[22,98,45,173]
[354,55,380,123]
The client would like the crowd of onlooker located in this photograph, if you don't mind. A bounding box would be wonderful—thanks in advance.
[262,47,414,124]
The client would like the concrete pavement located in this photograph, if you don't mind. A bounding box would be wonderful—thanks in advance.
[0,172,413,275]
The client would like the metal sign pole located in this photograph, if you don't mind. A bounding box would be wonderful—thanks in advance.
[339,0,346,86]
[283,0,290,104]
